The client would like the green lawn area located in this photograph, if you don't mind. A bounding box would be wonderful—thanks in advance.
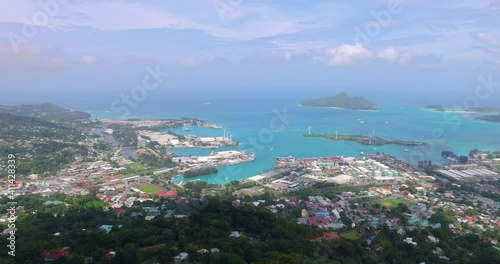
[127,163,145,170]
[83,200,105,208]
[376,198,416,209]
[338,230,363,241]
[122,173,139,178]
[138,185,162,194]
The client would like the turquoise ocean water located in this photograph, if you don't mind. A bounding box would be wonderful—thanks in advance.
[88,95,500,185]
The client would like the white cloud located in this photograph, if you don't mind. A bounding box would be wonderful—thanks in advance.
[324,44,413,67]
[377,47,412,64]
[81,55,97,65]
[476,32,499,47]
[0,0,497,71]
[377,47,399,62]
[325,43,372,66]
[0,1,307,41]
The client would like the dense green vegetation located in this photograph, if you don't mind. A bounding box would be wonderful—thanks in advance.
[0,113,68,139]
[0,103,90,121]
[0,194,366,263]
[109,124,137,146]
[300,92,378,110]
[136,152,177,169]
[0,113,90,176]
[2,192,499,264]
[184,167,218,178]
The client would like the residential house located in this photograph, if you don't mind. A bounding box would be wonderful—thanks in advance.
[174,252,189,261]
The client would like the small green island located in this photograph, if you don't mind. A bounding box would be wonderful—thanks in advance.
[476,114,500,123]
[465,107,500,113]
[183,167,218,178]
[304,133,427,146]
[425,105,500,114]
[300,92,378,110]
[425,104,445,111]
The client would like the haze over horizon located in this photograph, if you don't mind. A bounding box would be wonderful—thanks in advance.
[1,0,499,109]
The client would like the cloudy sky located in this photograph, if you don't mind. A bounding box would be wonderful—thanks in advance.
[0,0,499,107]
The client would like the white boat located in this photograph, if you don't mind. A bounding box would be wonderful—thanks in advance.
[404,149,410,152]
[360,121,365,124]
[182,126,190,131]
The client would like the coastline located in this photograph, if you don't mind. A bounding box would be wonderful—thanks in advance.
[84,104,500,185]
[304,133,426,146]
[422,108,478,114]
[298,104,378,111]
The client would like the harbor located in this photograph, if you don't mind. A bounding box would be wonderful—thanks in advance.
[175,150,255,169]
[137,129,238,149]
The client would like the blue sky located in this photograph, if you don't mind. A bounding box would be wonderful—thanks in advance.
[0,0,499,107]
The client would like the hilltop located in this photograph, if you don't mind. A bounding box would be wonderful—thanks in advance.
[0,112,96,176]
[0,103,90,121]
[300,92,378,110]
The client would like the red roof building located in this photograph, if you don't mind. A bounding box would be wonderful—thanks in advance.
[309,217,327,227]
[104,251,116,260]
[232,200,241,207]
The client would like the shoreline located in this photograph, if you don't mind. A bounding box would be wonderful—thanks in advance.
[305,133,427,146]
[423,108,478,114]
[298,104,379,111]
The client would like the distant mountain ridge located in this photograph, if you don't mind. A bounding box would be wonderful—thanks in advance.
[0,103,90,121]
[300,92,378,110]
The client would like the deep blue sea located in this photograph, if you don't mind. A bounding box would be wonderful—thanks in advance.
[83,91,500,185]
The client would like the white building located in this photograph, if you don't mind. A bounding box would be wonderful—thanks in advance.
[174,252,189,261]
